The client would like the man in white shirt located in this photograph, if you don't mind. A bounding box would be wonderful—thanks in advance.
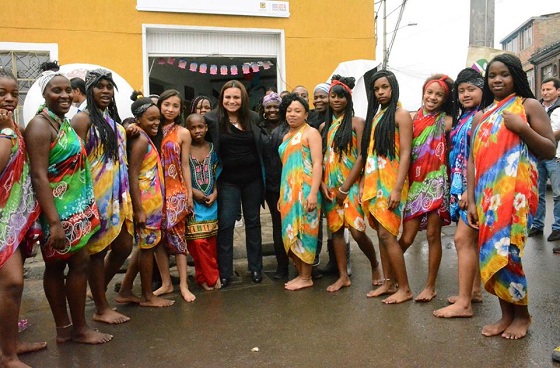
[529,77,560,252]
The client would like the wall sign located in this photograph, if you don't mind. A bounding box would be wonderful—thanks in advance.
[136,0,290,18]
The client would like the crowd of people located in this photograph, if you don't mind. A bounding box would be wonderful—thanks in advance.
[1,52,559,367]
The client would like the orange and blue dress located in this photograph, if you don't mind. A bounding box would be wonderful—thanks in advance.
[472,94,536,305]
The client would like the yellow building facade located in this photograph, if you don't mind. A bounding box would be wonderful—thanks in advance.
[1,0,375,112]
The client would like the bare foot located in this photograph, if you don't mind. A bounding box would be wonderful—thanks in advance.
[213,279,222,290]
[285,276,300,287]
[201,282,214,291]
[93,308,130,324]
[481,316,513,337]
[153,284,174,296]
[447,293,483,304]
[285,278,313,291]
[366,280,397,298]
[16,341,47,355]
[72,328,113,345]
[55,325,73,344]
[372,262,383,286]
[180,287,196,302]
[326,276,351,292]
[139,295,175,308]
[415,287,437,302]
[502,316,531,339]
[382,289,413,304]
[86,289,93,300]
[115,291,141,305]
[433,303,473,318]
[2,358,32,368]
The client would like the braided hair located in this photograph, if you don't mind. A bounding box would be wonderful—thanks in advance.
[451,68,483,127]
[84,69,121,162]
[481,53,535,109]
[190,95,212,114]
[0,67,17,82]
[158,89,184,126]
[322,74,355,159]
[130,90,162,154]
[361,70,400,159]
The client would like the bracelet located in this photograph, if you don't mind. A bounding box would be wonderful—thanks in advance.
[338,187,349,195]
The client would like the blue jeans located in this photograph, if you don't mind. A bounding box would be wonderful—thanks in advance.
[533,159,560,231]
[217,179,263,278]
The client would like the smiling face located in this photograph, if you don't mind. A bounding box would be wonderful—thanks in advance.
[136,105,161,137]
[457,82,483,110]
[263,101,280,122]
[487,61,515,101]
[422,82,446,113]
[196,98,212,116]
[373,77,392,107]
[0,77,18,113]
[92,78,114,110]
[313,90,328,113]
[160,95,181,124]
[222,87,242,114]
[43,76,73,118]
[285,100,308,129]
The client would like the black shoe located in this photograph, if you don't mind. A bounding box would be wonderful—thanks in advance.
[547,230,560,241]
[251,271,263,283]
[553,246,560,254]
[311,265,323,279]
[528,227,543,237]
[273,267,288,280]
[220,278,230,288]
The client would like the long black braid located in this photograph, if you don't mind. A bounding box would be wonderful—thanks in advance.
[84,70,121,162]
[481,53,535,109]
[322,74,355,160]
[361,70,400,159]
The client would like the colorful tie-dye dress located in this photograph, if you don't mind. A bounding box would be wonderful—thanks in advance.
[449,109,477,224]
[323,115,366,232]
[161,123,192,254]
[404,109,450,229]
[472,95,536,305]
[40,109,100,261]
[361,108,409,236]
[0,125,41,268]
[85,110,133,254]
[278,124,321,264]
[135,130,165,249]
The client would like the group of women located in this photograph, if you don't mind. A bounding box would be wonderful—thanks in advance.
[0,50,554,367]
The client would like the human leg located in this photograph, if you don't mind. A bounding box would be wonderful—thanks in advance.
[416,212,442,302]
[398,217,421,253]
[326,229,351,292]
[138,246,174,307]
[546,159,560,237]
[176,254,195,302]
[502,304,531,339]
[285,253,313,291]
[265,190,289,278]
[42,257,72,342]
[217,182,241,282]
[242,179,263,277]
[377,225,412,304]
[153,245,174,296]
[349,227,382,286]
[434,218,479,317]
[482,298,515,337]
[115,247,141,304]
[65,248,113,344]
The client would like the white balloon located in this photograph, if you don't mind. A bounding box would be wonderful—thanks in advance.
[22,63,135,126]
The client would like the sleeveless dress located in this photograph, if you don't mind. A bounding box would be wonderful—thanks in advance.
[472,95,536,305]
[278,124,321,264]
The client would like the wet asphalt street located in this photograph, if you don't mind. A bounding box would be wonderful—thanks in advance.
[16,192,560,368]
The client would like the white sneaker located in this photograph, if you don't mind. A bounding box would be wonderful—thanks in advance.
[235,218,244,228]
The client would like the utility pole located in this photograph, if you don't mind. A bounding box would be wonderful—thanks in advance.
[382,0,387,69]
[469,0,495,47]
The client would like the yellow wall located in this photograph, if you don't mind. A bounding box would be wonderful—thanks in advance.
[0,1,375,93]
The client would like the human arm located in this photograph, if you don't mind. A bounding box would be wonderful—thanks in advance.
[128,135,148,227]
[336,117,366,206]
[444,115,453,133]
[0,110,15,173]
[24,118,68,250]
[205,186,218,207]
[70,112,90,143]
[502,98,555,159]
[179,126,194,209]
[466,112,482,229]
[306,127,323,212]
[388,109,413,210]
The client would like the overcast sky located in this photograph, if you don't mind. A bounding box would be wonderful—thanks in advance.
[377,0,560,110]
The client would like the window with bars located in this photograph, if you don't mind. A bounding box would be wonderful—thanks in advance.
[0,51,50,126]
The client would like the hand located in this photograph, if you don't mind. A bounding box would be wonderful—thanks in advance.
[358,181,364,205]
[48,222,69,251]
[458,191,468,210]
[0,109,14,130]
[321,183,333,202]
[467,202,479,229]
[126,122,140,137]
[205,192,217,207]
[502,110,525,134]
[387,188,401,210]
[335,188,347,207]
[134,211,147,228]
[192,190,206,204]
[187,194,194,210]
[304,192,318,212]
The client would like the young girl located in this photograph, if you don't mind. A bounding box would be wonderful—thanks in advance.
[399,74,453,302]
[434,68,483,318]
[278,93,322,291]
[467,54,555,339]
[116,93,174,308]
[71,69,134,325]
[186,113,222,290]
[320,75,381,292]
[360,70,414,304]
[190,95,213,116]
[25,72,112,344]
[0,67,46,367]
[151,89,195,302]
